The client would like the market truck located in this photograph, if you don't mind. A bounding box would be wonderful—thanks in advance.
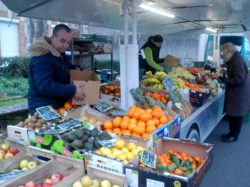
[3,0,246,143]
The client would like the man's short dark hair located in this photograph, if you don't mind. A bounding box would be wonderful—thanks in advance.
[53,24,71,36]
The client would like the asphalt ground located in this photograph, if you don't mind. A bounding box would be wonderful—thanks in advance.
[199,119,250,187]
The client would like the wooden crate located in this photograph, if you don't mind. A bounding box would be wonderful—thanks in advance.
[2,160,84,187]
[26,146,84,169]
[68,165,126,187]
[5,138,27,153]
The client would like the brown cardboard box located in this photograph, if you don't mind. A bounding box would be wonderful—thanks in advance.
[70,70,100,105]
[125,138,213,187]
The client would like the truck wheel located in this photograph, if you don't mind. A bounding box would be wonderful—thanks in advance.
[187,128,200,142]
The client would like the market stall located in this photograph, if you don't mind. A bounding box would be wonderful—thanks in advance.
[1,0,238,186]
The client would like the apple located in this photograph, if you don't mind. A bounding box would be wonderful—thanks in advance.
[44,178,52,184]
[36,185,42,187]
[72,181,83,187]
[9,147,19,155]
[27,161,38,170]
[0,153,4,161]
[0,149,5,155]
[51,172,63,180]
[20,159,29,169]
[1,144,9,151]
[51,177,61,184]
[4,152,14,160]
[25,181,36,187]
[42,184,52,187]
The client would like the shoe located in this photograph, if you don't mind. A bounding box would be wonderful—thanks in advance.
[222,136,237,142]
[220,133,231,139]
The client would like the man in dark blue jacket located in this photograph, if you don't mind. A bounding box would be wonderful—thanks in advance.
[28,24,85,115]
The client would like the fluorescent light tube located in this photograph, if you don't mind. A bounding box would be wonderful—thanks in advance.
[205,27,217,33]
[139,3,175,18]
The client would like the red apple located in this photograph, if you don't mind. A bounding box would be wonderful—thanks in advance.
[25,181,36,187]
[42,184,52,187]
[9,147,19,155]
[36,184,42,187]
[51,172,63,180]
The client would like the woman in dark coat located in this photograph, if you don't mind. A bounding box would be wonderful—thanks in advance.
[220,42,250,142]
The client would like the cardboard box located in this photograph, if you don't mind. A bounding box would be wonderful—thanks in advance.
[66,105,111,123]
[7,125,30,145]
[2,160,84,187]
[70,69,100,105]
[124,138,213,187]
[100,115,181,149]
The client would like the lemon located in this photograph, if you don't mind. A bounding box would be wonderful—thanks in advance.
[100,147,111,156]
[112,150,122,157]
[121,147,129,153]
[136,146,143,151]
[126,152,134,161]
[116,153,127,161]
[132,149,139,156]
[126,142,137,151]
[116,139,125,149]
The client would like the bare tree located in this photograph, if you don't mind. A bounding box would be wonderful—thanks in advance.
[25,18,48,54]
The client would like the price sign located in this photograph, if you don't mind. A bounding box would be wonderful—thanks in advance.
[162,77,174,91]
[95,100,114,113]
[139,149,157,169]
[36,105,61,121]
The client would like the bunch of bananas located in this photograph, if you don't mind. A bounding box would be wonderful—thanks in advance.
[169,75,186,91]
[143,71,168,90]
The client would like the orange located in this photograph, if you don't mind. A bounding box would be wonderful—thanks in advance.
[137,121,146,128]
[174,168,184,175]
[145,108,152,114]
[113,116,122,128]
[122,116,130,122]
[130,118,137,124]
[142,133,150,139]
[133,126,145,135]
[104,120,113,129]
[152,110,164,119]
[128,110,134,118]
[64,102,72,110]
[146,119,155,127]
[58,107,65,115]
[160,115,168,124]
[128,123,136,131]
[152,105,162,111]
[146,125,156,133]
[122,130,131,136]
[132,132,141,138]
[139,113,152,122]
[153,118,160,126]
[120,121,128,130]
[133,112,140,119]
[113,128,121,134]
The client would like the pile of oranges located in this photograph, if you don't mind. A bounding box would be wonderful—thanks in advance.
[103,105,173,139]
[57,101,73,115]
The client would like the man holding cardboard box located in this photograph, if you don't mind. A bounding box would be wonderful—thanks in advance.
[28,24,85,115]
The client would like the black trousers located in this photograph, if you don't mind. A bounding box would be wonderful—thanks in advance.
[228,116,243,138]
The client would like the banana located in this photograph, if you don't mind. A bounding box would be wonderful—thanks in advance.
[143,78,160,85]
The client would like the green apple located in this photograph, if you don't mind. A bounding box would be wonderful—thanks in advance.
[20,159,29,169]
[72,181,83,187]
[1,144,9,151]
[27,161,38,170]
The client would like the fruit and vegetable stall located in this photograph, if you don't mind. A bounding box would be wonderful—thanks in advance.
[0,64,223,187]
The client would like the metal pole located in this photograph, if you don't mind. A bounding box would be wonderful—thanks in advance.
[123,0,129,45]
[132,0,138,44]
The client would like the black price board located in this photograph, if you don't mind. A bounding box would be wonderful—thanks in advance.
[36,105,61,121]
[95,100,114,113]
[139,149,157,169]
